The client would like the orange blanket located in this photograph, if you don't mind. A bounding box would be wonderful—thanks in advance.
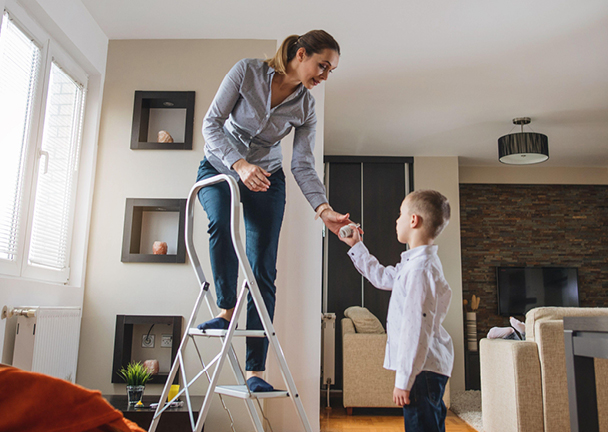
[0,365,145,432]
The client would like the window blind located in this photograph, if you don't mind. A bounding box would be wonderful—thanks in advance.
[27,61,86,270]
[0,11,41,261]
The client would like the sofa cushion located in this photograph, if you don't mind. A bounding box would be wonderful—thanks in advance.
[344,306,385,334]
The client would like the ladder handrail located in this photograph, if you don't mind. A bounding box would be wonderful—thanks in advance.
[185,175,240,288]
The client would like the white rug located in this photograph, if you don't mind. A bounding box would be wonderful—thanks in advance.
[450,390,483,432]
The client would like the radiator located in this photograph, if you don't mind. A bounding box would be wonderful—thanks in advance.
[3,306,82,383]
[321,312,336,386]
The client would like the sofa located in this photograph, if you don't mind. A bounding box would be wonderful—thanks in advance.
[342,309,450,413]
[480,307,608,432]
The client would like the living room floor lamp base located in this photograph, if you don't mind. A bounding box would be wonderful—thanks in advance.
[498,117,549,165]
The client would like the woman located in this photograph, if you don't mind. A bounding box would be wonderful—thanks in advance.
[196,30,351,392]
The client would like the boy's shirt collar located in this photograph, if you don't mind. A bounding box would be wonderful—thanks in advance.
[401,244,438,262]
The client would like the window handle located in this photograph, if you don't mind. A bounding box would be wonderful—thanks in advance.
[39,150,49,174]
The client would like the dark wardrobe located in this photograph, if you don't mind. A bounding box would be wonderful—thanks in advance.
[323,156,414,389]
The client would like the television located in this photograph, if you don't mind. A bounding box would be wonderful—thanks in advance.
[496,267,579,316]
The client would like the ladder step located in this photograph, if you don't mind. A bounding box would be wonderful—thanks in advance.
[215,385,289,399]
[189,328,267,338]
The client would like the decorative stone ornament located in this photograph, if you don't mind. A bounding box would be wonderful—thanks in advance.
[143,359,160,375]
[153,241,168,255]
[157,130,174,143]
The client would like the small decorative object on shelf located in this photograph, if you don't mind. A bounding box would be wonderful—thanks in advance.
[167,384,180,403]
[152,241,168,255]
[464,295,481,352]
[143,359,159,375]
[118,361,153,405]
[157,130,173,143]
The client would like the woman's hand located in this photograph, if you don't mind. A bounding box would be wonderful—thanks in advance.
[319,208,353,236]
[232,159,271,192]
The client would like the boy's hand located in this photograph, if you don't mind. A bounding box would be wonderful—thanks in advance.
[393,387,410,406]
[338,224,362,248]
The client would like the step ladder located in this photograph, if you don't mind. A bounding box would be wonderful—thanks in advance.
[148,174,312,432]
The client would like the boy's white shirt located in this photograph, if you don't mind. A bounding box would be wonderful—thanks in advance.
[347,242,454,391]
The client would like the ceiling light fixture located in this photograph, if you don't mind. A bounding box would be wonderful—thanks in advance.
[498,117,549,165]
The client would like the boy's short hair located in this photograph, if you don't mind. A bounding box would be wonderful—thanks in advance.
[407,190,451,238]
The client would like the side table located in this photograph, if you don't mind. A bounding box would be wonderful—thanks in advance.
[563,316,608,432]
[103,395,204,432]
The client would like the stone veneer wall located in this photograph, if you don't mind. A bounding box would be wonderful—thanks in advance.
[459,184,608,340]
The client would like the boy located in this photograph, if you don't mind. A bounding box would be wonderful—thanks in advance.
[340,190,454,432]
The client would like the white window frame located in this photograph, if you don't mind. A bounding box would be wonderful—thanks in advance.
[0,2,88,284]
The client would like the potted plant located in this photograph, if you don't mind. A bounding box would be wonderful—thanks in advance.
[118,361,153,405]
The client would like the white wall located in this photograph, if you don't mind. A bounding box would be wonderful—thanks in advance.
[414,157,465,393]
[19,0,107,74]
[0,0,107,363]
[265,80,325,432]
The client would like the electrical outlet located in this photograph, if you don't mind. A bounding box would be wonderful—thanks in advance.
[141,334,155,348]
[161,334,172,348]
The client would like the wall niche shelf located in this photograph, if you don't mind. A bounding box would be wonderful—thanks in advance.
[112,315,182,385]
[121,198,186,263]
[131,91,195,150]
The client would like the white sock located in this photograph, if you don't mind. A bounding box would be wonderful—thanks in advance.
[487,327,514,339]
[510,317,526,334]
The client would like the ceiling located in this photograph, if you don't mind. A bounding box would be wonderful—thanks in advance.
[82,0,608,167]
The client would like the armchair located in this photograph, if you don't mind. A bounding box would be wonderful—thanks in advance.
[480,307,608,432]
[342,316,450,413]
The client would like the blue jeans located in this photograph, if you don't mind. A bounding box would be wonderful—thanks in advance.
[402,371,448,432]
[196,158,286,371]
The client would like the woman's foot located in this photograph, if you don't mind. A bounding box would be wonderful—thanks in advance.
[246,371,275,392]
[197,317,230,330]
[197,308,235,330]
[247,376,275,392]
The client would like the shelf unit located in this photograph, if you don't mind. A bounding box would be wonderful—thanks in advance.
[131,91,195,150]
[121,198,186,263]
[112,315,183,385]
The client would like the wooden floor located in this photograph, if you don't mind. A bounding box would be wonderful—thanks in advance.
[319,405,478,432]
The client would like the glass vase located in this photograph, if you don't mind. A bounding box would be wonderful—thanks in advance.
[126,385,145,405]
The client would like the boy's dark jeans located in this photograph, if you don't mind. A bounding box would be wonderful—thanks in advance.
[403,371,449,432]
[196,158,286,371]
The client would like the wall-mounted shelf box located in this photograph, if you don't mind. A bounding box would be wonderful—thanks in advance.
[112,315,182,385]
[131,91,195,150]
[121,198,186,263]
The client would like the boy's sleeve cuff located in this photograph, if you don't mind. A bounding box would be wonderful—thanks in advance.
[347,241,367,258]
[395,371,416,391]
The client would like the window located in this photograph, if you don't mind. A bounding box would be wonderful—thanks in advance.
[0,10,87,283]
[0,11,41,263]
[28,63,86,272]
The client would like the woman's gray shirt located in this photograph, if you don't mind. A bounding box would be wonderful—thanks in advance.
[203,58,328,210]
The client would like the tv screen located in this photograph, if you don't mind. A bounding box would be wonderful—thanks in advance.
[496,267,579,316]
